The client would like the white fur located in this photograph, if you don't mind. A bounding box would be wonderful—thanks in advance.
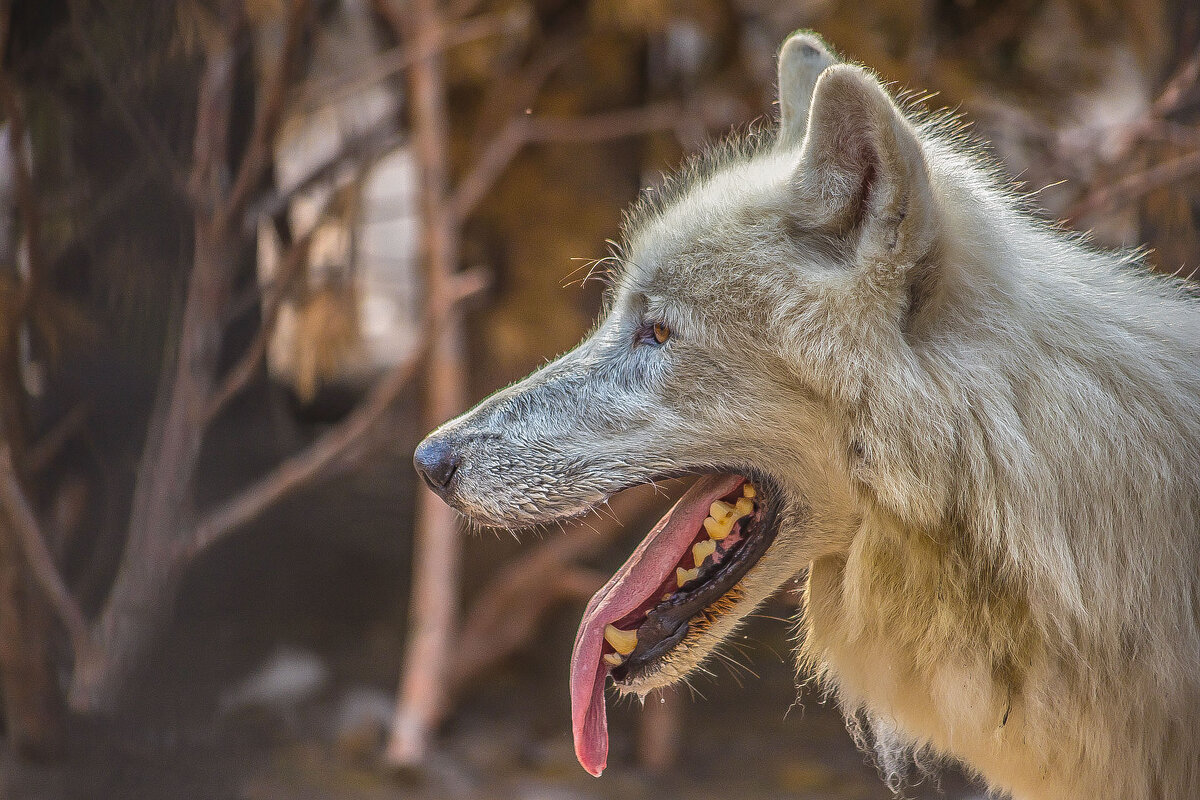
[422,32,1200,799]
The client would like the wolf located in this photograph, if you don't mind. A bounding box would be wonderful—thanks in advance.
[413,31,1200,800]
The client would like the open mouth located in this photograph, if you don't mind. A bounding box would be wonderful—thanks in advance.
[569,472,779,776]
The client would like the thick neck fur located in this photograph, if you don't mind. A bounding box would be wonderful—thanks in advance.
[800,134,1200,799]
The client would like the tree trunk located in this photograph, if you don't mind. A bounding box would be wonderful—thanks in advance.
[0,516,64,759]
[66,533,183,713]
[68,224,236,712]
[383,0,467,767]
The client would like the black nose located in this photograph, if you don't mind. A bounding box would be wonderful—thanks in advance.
[413,435,460,495]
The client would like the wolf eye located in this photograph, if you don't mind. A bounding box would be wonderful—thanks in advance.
[635,319,671,347]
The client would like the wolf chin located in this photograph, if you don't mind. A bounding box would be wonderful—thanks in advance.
[413,31,1200,800]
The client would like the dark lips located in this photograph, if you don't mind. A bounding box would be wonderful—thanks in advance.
[610,487,779,683]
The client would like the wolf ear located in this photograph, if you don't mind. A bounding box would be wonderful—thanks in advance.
[777,31,837,148]
[792,65,938,287]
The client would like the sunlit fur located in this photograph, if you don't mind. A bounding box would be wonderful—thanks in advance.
[421,32,1200,799]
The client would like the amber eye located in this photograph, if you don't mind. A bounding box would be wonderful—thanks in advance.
[652,322,671,344]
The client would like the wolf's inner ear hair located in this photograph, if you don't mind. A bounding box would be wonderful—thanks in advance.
[776,31,837,148]
[791,65,939,291]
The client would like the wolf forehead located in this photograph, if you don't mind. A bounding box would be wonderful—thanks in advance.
[615,137,811,290]
[612,137,896,326]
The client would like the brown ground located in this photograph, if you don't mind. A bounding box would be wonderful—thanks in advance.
[1,595,986,799]
[0,423,985,800]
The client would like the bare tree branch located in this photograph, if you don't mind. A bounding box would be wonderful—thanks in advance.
[450,103,682,221]
[188,5,242,208]
[241,121,401,234]
[1067,148,1200,220]
[1153,43,1200,118]
[466,31,580,151]
[64,0,189,194]
[0,63,45,311]
[447,489,651,695]
[188,316,441,558]
[225,0,313,221]
[448,264,491,304]
[24,403,90,476]
[205,160,366,424]
[294,9,527,116]
[201,233,312,425]
[68,0,249,713]
[373,0,476,768]
[0,445,90,666]
[448,117,524,223]
[211,180,489,426]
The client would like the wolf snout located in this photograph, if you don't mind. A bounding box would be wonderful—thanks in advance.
[413,434,462,496]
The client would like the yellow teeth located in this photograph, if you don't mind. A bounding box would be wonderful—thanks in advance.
[676,566,699,587]
[709,500,735,522]
[703,515,733,540]
[703,495,754,540]
[742,483,756,499]
[692,539,717,565]
[604,624,638,655]
[603,652,624,667]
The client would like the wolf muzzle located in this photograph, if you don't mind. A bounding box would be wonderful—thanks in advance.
[413,433,461,497]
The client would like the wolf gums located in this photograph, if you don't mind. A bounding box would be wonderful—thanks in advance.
[414,32,1200,800]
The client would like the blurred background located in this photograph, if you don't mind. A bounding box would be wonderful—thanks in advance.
[0,0,1196,798]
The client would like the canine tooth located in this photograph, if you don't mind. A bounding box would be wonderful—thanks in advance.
[676,566,699,587]
[604,624,638,655]
[693,539,717,565]
[709,500,735,522]
[742,483,756,499]
[735,496,754,517]
[704,515,734,540]
[603,652,624,667]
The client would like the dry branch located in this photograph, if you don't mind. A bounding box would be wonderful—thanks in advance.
[466,32,580,151]
[201,237,311,424]
[0,6,71,755]
[1153,43,1200,118]
[373,0,473,769]
[24,403,90,476]
[65,0,188,193]
[0,445,90,666]
[190,322,433,558]
[448,491,648,695]
[196,256,489,531]
[295,9,526,116]
[0,62,44,311]
[204,172,351,425]
[225,0,312,221]
[242,121,401,233]
[450,103,682,221]
[1067,148,1200,221]
[68,0,249,713]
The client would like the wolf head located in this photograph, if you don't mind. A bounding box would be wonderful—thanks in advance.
[416,32,957,774]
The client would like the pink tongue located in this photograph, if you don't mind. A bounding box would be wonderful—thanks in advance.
[569,473,744,776]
